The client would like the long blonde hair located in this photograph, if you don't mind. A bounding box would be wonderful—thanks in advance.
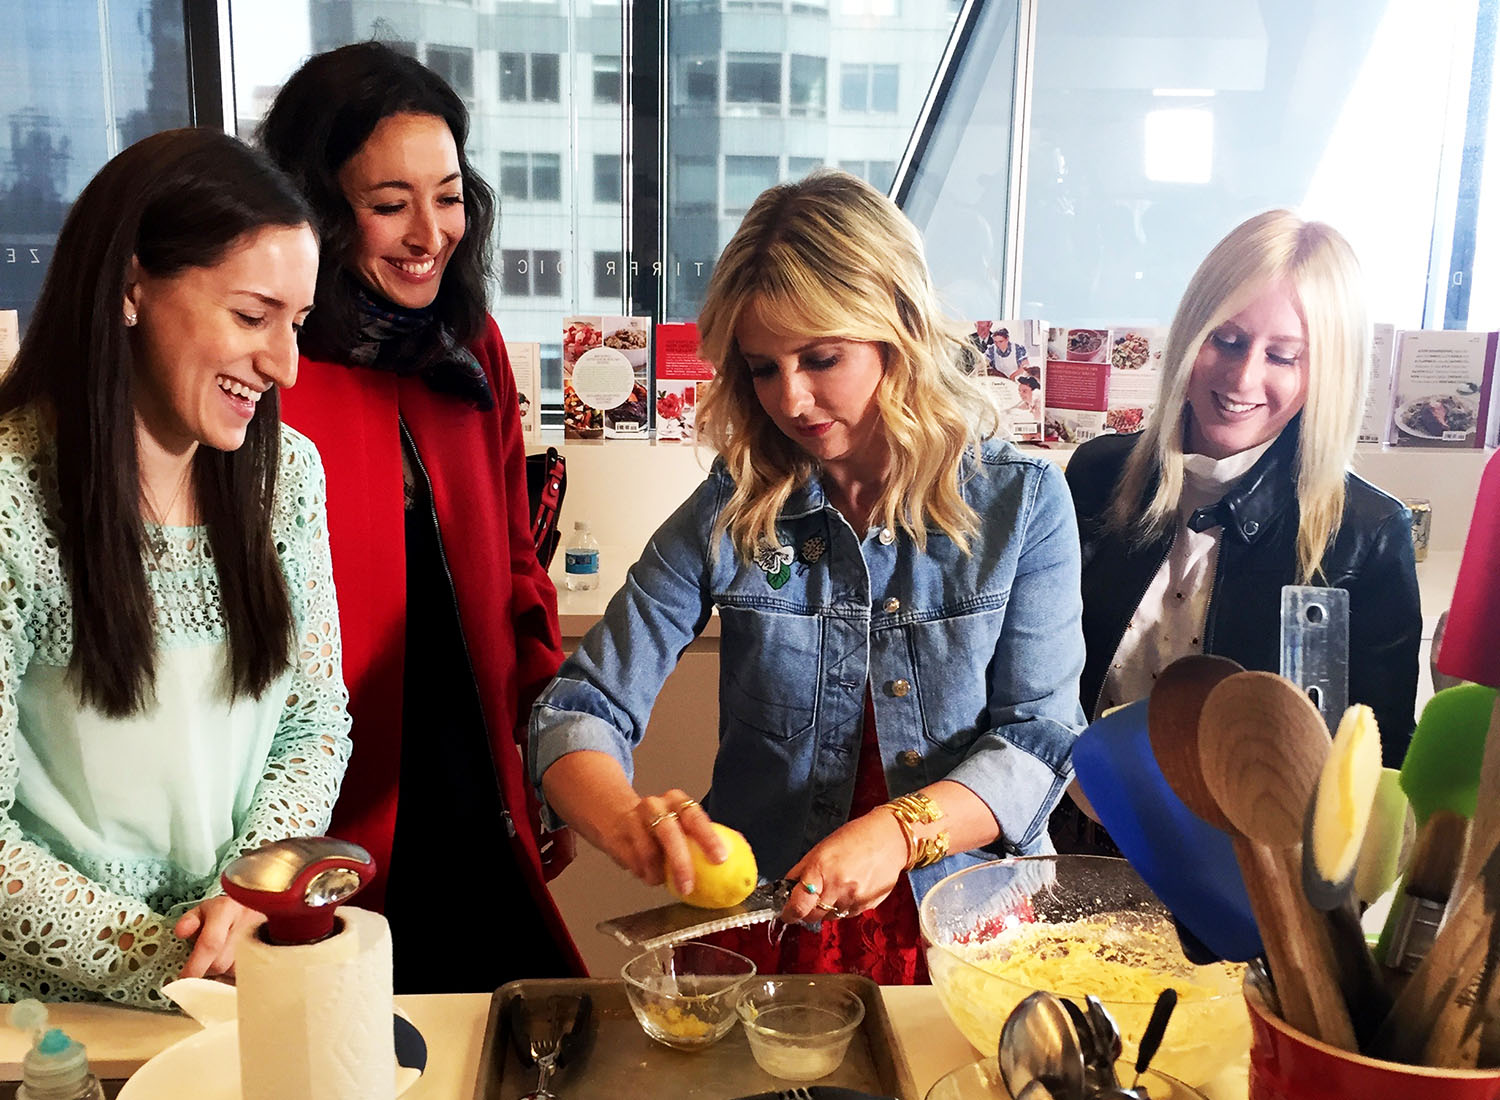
[696,170,998,562]
[1108,209,1369,583]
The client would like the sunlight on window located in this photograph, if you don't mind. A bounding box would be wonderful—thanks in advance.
[1144,108,1213,184]
[1299,0,1461,325]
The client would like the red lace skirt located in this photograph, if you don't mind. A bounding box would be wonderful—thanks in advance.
[702,691,929,985]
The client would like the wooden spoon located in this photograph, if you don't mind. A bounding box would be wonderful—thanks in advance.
[1147,655,1243,829]
[1198,670,1357,1051]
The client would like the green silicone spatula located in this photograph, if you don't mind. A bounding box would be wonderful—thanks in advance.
[1374,683,1498,967]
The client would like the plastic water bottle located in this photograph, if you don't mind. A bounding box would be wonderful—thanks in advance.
[565,521,600,591]
[11,1001,106,1100]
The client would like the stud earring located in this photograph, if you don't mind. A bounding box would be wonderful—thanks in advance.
[124,311,137,327]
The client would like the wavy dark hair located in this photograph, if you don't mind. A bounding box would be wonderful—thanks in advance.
[255,41,496,353]
[0,128,312,717]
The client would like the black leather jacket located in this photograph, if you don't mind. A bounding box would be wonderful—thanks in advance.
[1067,423,1421,766]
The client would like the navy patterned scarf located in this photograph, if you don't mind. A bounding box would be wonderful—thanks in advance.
[346,287,494,410]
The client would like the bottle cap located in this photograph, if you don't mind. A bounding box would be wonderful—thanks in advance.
[9,1002,90,1095]
[574,520,588,531]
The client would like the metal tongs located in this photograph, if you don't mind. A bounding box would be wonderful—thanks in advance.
[507,992,593,1099]
[997,988,1177,1100]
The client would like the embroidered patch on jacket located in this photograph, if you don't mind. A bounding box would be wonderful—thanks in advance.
[755,540,795,589]
[798,536,827,565]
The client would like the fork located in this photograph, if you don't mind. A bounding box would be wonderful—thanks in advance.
[520,1027,565,1100]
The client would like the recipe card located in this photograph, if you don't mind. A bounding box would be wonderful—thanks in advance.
[1387,329,1498,448]
[654,322,714,442]
[508,340,541,441]
[0,310,16,377]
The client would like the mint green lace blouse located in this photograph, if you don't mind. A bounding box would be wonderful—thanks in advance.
[0,407,352,1008]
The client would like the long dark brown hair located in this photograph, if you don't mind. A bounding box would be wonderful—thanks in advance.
[0,128,314,717]
[256,41,496,354]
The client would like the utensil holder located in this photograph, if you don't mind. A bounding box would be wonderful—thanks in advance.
[1245,968,1500,1099]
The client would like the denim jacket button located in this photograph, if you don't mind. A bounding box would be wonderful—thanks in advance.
[898,750,922,768]
[890,678,911,697]
[878,527,895,545]
[883,597,901,613]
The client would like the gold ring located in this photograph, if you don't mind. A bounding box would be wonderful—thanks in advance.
[646,810,679,829]
[675,798,699,812]
[800,881,821,896]
[816,900,842,913]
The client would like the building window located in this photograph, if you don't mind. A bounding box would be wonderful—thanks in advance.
[840,62,898,112]
[726,52,781,107]
[725,155,779,212]
[788,156,825,178]
[500,153,563,201]
[678,57,718,106]
[501,248,564,297]
[838,159,896,192]
[594,251,623,298]
[672,155,718,210]
[499,52,561,103]
[594,154,622,203]
[593,55,622,104]
[426,45,474,98]
[789,54,826,116]
[500,52,527,101]
[532,53,561,102]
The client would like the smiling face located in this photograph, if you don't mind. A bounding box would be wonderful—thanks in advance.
[339,111,466,309]
[736,298,888,481]
[1184,280,1310,459]
[127,223,318,455]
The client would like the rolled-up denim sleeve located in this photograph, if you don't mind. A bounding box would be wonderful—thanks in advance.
[946,461,1086,852]
[528,473,723,826]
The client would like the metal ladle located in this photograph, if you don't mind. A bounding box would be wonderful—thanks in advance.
[998,991,1087,1100]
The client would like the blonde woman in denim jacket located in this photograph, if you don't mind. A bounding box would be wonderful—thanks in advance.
[530,171,1085,980]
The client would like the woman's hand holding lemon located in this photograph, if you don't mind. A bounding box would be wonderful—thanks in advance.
[667,822,758,909]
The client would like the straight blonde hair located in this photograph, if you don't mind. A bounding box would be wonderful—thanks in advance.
[695,170,999,563]
[1108,209,1369,583]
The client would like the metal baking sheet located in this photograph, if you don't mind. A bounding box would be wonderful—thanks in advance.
[474,974,918,1100]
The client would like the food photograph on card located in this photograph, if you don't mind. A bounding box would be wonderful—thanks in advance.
[1044,325,1109,444]
[1387,328,1497,447]
[601,318,651,439]
[655,322,715,441]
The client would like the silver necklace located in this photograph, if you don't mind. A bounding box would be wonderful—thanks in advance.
[141,463,193,569]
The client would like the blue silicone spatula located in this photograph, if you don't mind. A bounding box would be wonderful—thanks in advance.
[1072,680,1261,962]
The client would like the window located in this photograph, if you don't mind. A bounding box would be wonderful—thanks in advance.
[1,6,192,327]
[838,159,896,191]
[726,53,781,107]
[594,154,622,203]
[501,249,564,297]
[499,52,561,103]
[672,156,718,211]
[678,57,718,106]
[841,63,898,113]
[532,53,561,103]
[500,153,562,201]
[665,0,963,320]
[725,155,780,213]
[426,45,473,98]
[789,55,827,116]
[593,55,623,104]
[500,52,528,101]
[594,251,624,298]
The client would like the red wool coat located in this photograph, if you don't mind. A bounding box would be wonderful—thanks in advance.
[281,315,583,971]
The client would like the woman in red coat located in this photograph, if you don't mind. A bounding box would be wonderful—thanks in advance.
[258,42,583,990]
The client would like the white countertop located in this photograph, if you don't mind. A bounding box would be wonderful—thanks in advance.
[0,986,1248,1099]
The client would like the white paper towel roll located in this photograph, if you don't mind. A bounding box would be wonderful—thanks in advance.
[236,905,396,1100]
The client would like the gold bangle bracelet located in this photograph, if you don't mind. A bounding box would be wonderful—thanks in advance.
[883,791,944,827]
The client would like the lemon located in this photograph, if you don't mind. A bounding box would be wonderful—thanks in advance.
[668,823,758,909]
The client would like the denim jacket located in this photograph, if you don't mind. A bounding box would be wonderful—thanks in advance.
[529,438,1086,903]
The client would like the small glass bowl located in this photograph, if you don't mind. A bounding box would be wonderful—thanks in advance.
[620,942,756,1050]
[736,978,865,1081]
[924,1055,1208,1099]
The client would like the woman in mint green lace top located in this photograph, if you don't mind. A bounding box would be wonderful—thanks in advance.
[0,130,352,1008]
